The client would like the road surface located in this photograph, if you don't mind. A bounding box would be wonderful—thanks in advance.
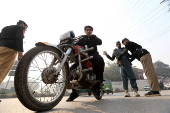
[0,90,170,113]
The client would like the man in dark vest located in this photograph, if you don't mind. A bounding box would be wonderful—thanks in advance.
[117,38,161,96]
[103,41,140,97]
[66,25,105,101]
[0,20,28,102]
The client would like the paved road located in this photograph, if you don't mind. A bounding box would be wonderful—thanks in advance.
[0,90,170,113]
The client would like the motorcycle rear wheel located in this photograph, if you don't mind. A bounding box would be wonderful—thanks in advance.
[14,46,69,112]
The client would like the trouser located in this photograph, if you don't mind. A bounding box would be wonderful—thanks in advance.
[120,68,138,91]
[0,47,17,84]
[90,54,105,81]
[140,53,161,91]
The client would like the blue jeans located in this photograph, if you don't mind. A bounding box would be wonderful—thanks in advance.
[120,67,138,91]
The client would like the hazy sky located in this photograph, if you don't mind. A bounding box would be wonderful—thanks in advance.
[1,0,170,81]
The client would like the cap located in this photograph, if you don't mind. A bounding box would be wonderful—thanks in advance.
[17,20,28,27]
[122,38,129,43]
[116,41,121,44]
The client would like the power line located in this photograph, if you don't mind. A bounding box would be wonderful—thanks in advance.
[114,0,151,38]
[117,4,164,39]
[100,0,133,35]
[137,15,170,43]
[160,0,170,11]
[142,25,170,45]
[100,0,130,32]
[103,0,140,35]
[129,10,168,38]
[125,5,168,39]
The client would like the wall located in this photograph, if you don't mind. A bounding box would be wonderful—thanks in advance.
[112,80,149,92]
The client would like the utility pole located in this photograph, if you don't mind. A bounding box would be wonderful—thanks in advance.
[160,0,170,11]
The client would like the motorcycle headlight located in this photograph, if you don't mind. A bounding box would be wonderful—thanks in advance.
[59,31,75,41]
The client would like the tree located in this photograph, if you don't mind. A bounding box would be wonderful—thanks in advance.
[154,60,170,79]
[104,62,121,81]
[104,62,143,81]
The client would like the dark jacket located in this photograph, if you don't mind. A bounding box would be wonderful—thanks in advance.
[74,35,102,56]
[0,25,25,52]
[118,41,149,61]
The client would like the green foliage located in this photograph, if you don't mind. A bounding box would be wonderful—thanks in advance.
[104,60,170,81]
[154,60,170,79]
[104,62,121,81]
[104,62,139,81]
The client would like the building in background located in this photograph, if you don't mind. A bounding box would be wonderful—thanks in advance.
[137,69,144,80]
[133,67,144,80]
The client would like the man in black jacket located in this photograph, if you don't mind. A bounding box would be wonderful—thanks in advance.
[66,25,105,101]
[117,38,161,96]
[0,20,28,84]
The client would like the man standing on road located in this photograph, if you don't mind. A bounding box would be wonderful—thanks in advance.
[0,20,28,102]
[66,25,105,101]
[103,41,140,97]
[117,38,161,96]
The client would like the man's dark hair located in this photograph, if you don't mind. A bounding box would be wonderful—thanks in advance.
[17,20,28,27]
[84,25,93,31]
[122,38,129,43]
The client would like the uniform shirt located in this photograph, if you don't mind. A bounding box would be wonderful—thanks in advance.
[0,25,24,52]
[118,41,149,61]
[74,35,102,56]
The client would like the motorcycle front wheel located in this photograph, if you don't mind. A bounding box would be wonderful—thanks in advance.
[14,46,69,112]
[93,85,103,100]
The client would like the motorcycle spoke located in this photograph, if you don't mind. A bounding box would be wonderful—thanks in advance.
[28,79,42,91]
[26,50,67,103]
[33,59,43,72]
[28,75,41,87]
[38,53,49,67]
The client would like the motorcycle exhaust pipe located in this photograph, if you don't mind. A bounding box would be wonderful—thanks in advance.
[70,80,80,85]
[82,67,93,72]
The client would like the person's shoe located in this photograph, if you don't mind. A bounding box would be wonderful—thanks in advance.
[66,92,79,102]
[144,91,161,97]
[133,90,140,97]
[0,99,1,102]
[124,90,130,97]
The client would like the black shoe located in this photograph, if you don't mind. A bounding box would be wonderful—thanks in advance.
[145,91,161,97]
[0,100,1,102]
[66,92,79,102]
[93,90,100,96]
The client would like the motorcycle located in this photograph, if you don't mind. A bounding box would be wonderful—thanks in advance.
[14,31,103,111]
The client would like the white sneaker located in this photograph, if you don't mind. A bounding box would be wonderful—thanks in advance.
[124,90,130,97]
[133,90,140,97]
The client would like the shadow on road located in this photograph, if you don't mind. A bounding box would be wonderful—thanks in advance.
[38,96,170,113]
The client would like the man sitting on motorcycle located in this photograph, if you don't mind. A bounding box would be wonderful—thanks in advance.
[66,25,105,101]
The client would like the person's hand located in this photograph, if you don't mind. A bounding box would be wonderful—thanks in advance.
[18,52,23,61]
[117,60,122,65]
[116,60,119,64]
[113,48,117,52]
[90,35,97,39]
[103,51,107,55]
[117,60,120,64]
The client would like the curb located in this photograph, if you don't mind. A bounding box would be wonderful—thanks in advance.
[0,93,88,98]
[0,93,71,98]
[0,94,17,98]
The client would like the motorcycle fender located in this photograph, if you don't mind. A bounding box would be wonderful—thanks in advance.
[35,42,64,54]
[35,42,70,75]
